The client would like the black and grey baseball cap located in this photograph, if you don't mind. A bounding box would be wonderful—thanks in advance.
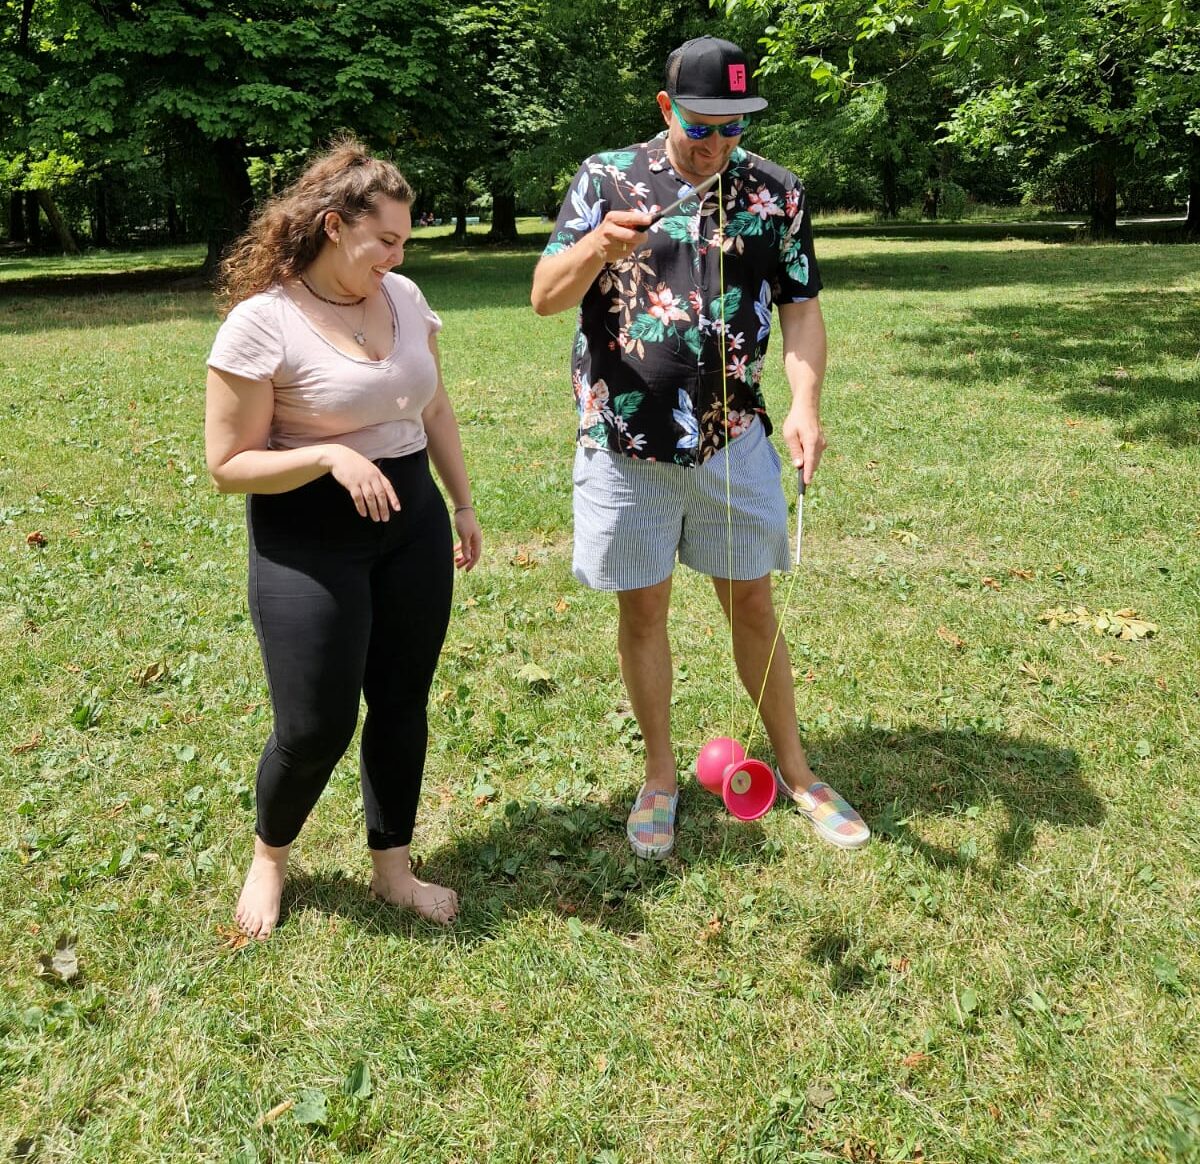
[664,36,768,116]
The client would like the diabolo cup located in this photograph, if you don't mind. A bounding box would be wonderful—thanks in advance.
[694,737,777,822]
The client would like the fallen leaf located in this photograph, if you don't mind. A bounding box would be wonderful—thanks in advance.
[25,531,47,546]
[215,924,250,952]
[892,956,910,973]
[35,933,79,984]
[133,661,167,687]
[258,1099,294,1126]
[802,667,816,682]
[12,732,43,755]
[865,460,879,469]
[936,626,966,650]
[554,596,569,613]
[988,1103,1002,1122]
[1093,608,1157,641]
[1018,661,1047,683]
[901,1052,931,1068]
[1065,418,1082,428]
[594,1054,608,1072]
[699,913,723,942]
[515,662,554,691]
[806,1079,836,1110]
[1008,567,1035,580]
[1156,676,1168,692]
[1097,651,1125,666]
[981,576,1001,591]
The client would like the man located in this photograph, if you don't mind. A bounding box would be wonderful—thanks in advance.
[531,35,869,858]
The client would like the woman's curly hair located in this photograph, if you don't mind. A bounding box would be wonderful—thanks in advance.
[217,136,414,314]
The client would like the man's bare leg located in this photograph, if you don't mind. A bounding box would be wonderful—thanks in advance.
[617,577,677,793]
[712,575,817,794]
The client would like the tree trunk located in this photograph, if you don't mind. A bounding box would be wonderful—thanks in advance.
[488,189,518,242]
[9,191,26,243]
[35,190,81,254]
[25,190,42,249]
[452,173,468,240]
[1186,146,1200,237]
[881,154,899,219]
[1089,150,1118,237]
[202,139,253,277]
[92,179,109,248]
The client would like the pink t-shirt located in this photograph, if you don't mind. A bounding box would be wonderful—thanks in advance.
[207,272,442,462]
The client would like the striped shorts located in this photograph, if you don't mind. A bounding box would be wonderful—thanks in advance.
[572,417,791,592]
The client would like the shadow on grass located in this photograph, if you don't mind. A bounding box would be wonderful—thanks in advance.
[277,781,769,943]
[805,724,1099,873]
[891,290,1200,445]
[816,217,1193,247]
[277,722,1098,941]
[819,237,1199,294]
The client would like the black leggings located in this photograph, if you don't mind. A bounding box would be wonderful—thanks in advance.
[246,449,453,850]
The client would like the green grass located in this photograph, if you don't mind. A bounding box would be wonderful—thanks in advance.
[1,224,1199,1163]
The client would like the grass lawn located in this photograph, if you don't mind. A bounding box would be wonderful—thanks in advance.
[1,222,1198,1163]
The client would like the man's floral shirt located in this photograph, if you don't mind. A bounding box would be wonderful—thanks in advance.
[544,132,822,466]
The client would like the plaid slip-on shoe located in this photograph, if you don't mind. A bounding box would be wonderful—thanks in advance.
[626,786,680,860]
[774,769,870,850]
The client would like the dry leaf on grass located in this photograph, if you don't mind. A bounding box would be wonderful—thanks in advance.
[12,732,43,755]
[35,934,79,984]
[1039,605,1157,641]
[215,924,250,952]
[936,626,966,650]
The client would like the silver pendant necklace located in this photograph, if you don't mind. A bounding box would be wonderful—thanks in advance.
[300,276,368,345]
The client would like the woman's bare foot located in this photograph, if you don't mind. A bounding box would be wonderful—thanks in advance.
[369,846,459,925]
[235,839,291,939]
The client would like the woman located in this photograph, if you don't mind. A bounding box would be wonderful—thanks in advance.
[205,139,481,936]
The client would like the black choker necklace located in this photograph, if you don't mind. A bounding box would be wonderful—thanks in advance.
[299,275,365,307]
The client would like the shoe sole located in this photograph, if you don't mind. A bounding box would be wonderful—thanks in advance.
[628,835,674,860]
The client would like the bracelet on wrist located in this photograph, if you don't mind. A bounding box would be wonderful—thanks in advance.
[454,504,474,513]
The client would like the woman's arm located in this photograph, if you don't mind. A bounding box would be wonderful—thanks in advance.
[421,335,482,570]
[204,367,401,521]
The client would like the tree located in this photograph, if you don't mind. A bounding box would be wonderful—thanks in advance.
[727,0,1200,233]
[17,0,449,267]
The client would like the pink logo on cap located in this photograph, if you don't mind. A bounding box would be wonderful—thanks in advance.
[728,64,747,92]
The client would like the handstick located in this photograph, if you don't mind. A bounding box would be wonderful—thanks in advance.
[647,172,720,225]
[795,471,806,567]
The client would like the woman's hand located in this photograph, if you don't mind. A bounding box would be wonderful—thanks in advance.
[453,507,482,571]
[322,445,401,521]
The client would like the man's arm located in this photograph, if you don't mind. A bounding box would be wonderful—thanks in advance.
[530,211,652,316]
[778,297,828,484]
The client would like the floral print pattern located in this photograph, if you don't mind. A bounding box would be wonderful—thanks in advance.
[545,133,821,466]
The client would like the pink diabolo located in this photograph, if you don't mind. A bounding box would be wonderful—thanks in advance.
[694,737,776,821]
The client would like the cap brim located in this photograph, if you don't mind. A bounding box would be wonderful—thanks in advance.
[675,95,768,115]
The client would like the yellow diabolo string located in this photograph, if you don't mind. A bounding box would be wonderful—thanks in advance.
[712,171,806,755]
